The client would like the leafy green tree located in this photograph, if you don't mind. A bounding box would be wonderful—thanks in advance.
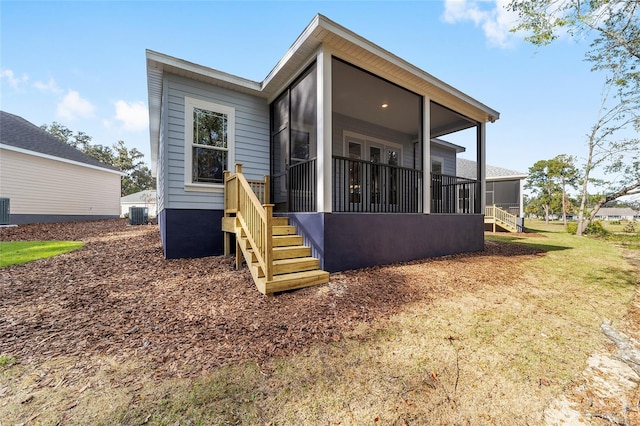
[41,123,155,196]
[526,159,562,223]
[551,154,580,225]
[509,0,640,235]
[113,140,155,196]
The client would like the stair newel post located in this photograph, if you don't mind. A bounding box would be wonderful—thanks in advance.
[234,164,244,269]
[264,175,270,204]
[223,170,230,256]
[264,204,274,282]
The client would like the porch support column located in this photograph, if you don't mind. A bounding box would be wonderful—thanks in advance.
[476,122,486,213]
[316,46,332,213]
[422,98,431,214]
[519,178,525,217]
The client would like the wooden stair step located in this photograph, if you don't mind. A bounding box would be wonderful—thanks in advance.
[273,245,311,260]
[253,256,320,278]
[272,217,289,226]
[273,257,320,275]
[272,235,303,247]
[272,225,297,235]
[264,269,330,294]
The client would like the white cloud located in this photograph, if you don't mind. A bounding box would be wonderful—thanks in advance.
[442,0,519,48]
[0,69,29,90]
[57,90,95,120]
[114,100,148,131]
[33,77,62,94]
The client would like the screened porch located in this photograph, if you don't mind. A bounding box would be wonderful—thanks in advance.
[270,56,483,215]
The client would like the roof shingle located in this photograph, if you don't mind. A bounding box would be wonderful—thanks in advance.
[0,111,119,171]
[456,158,527,180]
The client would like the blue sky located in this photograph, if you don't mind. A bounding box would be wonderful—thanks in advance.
[1,0,607,177]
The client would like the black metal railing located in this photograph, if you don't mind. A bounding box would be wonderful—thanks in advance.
[288,158,316,212]
[431,173,479,214]
[332,156,422,213]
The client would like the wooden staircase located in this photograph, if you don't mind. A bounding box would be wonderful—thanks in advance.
[222,164,329,295]
[485,205,519,233]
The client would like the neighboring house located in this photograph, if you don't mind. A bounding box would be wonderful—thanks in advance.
[146,14,500,279]
[0,111,122,224]
[121,190,157,217]
[457,158,527,217]
[594,207,639,221]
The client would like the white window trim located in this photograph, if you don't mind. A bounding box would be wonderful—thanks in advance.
[431,155,444,173]
[184,96,235,192]
[342,130,403,164]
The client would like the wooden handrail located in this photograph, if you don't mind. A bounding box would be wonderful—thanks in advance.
[485,205,518,231]
[224,164,273,281]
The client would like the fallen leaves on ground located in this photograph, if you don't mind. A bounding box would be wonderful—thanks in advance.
[0,219,542,378]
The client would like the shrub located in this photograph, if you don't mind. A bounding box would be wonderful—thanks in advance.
[566,220,609,237]
[585,220,609,237]
[611,220,621,225]
[623,221,637,233]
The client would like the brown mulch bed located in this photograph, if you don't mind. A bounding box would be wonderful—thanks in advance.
[0,220,542,378]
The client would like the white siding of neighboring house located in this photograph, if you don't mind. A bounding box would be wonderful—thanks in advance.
[121,202,157,217]
[0,148,120,216]
[163,73,270,210]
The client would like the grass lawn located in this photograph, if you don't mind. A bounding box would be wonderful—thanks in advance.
[0,240,84,267]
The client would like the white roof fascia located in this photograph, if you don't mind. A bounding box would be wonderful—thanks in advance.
[261,14,323,93]
[487,174,528,181]
[146,50,263,94]
[1,144,126,176]
[431,138,466,153]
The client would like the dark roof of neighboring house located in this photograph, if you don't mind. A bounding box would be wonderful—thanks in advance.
[595,207,639,217]
[457,158,527,180]
[0,110,119,171]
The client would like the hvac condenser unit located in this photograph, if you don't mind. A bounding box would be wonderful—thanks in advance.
[0,198,10,225]
[129,206,149,225]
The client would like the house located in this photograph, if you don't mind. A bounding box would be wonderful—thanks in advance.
[0,111,122,225]
[121,190,157,217]
[457,158,527,232]
[594,207,639,221]
[146,14,500,293]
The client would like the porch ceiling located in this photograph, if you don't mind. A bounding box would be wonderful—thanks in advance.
[332,59,476,137]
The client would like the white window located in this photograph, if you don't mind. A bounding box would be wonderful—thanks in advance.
[184,97,235,191]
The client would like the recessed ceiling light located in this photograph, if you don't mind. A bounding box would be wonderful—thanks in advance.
[381,103,388,108]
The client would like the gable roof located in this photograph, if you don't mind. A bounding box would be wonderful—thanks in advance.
[594,207,639,217]
[0,111,121,174]
[457,158,527,181]
[147,14,501,174]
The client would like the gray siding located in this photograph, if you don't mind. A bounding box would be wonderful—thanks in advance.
[164,73,269,210]
[430,145,457,176]
[157,77,168,213]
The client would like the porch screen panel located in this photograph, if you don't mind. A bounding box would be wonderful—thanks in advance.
[331,57,423,213]
[289,64,317,212]
[271,92,289,211]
